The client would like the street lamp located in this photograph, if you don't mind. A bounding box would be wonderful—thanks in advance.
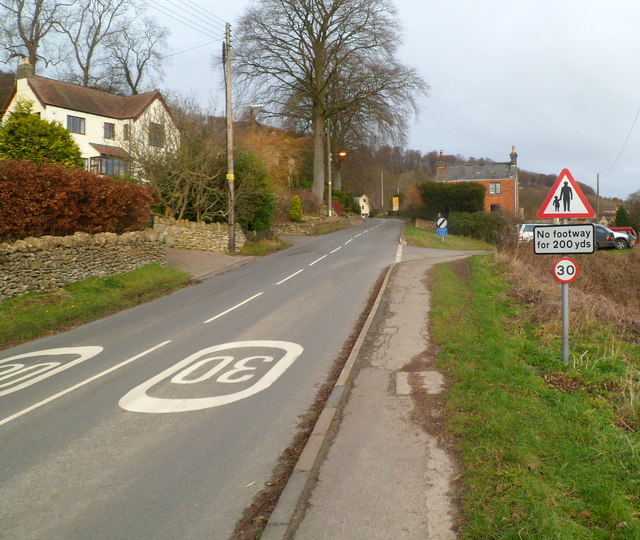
[327,150,347,217]
[326,119,348,217]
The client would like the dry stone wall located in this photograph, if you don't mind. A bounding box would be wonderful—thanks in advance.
[153,217,246,252]
[273,216,354,236]
[0,230,165,300]
[414,218,435,231]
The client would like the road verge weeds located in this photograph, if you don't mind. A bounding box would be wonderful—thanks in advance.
[0,264,190,350]
[431,254,640,538]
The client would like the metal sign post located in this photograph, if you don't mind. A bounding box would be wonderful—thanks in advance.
[436,216,448,243]
[535,169,595,364]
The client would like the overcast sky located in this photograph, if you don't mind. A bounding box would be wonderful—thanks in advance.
[150,0,640,200]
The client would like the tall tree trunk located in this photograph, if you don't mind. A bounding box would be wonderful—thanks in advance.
[312,105,326,203]
[335,162,343,191]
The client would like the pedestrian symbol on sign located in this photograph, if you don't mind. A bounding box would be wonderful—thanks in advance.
[538,169,594,219]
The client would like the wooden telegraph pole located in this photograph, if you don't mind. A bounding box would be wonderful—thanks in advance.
[223,23,236,252]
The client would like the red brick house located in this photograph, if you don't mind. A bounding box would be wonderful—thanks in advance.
[435,147,519,215]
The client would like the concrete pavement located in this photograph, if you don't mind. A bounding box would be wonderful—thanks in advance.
[262,246,480,540]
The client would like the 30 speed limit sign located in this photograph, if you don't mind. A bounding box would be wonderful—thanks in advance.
[553,257,579,283]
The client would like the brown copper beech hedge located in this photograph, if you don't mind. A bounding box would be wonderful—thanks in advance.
[0,160,153,241]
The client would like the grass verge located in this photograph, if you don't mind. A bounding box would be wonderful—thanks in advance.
[403,224,496,251]
[0,264,190,350]
[431,255,640,538]
[239,237,289,256]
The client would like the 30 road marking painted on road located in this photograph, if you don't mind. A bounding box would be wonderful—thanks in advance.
[0,347,103,397]
[0,341,171,427]
[204,292,264,324]
[276,269,303,285]
[119,341,304,413]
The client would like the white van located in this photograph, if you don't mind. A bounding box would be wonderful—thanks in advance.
[518,223,549,242]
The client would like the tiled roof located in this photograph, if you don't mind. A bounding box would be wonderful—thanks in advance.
[0,71,15,112]
[28,76,160,120]
[89,143,130,158]
[437,162,516,181]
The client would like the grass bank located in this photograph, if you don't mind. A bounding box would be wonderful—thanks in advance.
[403,224,496,251]
[0,264,190,350]
[431,255,640,538]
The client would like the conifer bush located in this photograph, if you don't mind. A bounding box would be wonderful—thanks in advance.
[289,195,302,222]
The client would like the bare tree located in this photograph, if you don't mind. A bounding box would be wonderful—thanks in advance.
[102,16,169,95]
[0,0,71,70]
[56,0,132,88]
[125,97,227,221]
[234,0,427,203]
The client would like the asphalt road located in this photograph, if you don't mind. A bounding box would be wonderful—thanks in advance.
[0,218,403,540]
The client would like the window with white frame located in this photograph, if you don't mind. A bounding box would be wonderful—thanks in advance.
[489,182,502,195]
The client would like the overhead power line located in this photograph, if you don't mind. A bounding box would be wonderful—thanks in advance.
[157,0,226,34]
[602,101,640,178]
[142,0,223,40]
[174,0,228,29]
[166,39,219,58]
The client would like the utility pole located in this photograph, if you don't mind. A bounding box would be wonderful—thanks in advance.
[380,169,384,212]
[223,23,236,253]
[326,119,332,217]
[596,173,600,221]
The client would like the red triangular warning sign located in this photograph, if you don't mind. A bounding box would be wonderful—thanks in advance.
[537,168,595,219]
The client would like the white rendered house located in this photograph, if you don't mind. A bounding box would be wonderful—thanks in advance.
[1,58,177,176]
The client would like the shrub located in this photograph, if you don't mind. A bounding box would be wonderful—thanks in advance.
[448,211,507,244]
[417,181,485,218]
[615,205,631,226]
[0,100,84,168]
[331,197,344,215]
[290,189,321,215]
[332,190,359,213]
[234,149,275,231]
[289,195,302,222]
[0,160,153,240]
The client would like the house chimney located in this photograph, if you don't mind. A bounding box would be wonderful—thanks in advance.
[16,57,34,80]
[510,145,518,166]
[439,150,444,162]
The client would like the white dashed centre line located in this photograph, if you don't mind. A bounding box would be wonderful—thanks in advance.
[330,246,342,253]
[309,255,327,266]
[276,269,304,285]
[204,293,264,323]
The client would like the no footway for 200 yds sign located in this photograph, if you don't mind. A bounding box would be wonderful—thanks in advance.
[533,224,595,254]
